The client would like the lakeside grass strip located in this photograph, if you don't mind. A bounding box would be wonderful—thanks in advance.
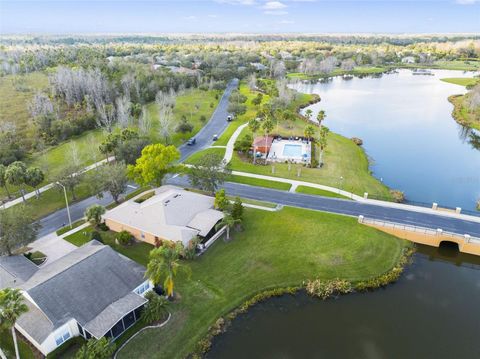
[296,185,351,200]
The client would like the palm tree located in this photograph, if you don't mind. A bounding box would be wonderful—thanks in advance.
[216,213,241,241]
[317,126,330,167]
[145,243,187,299]
[316,110,326,127]
[304,108,313,121]
[304,125,316,142]
[262,116,275,160]
[248,119,261,164]
[0,288,29,359]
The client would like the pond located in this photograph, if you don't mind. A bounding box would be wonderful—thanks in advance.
[290,69,480,211]
[207,244,480,359]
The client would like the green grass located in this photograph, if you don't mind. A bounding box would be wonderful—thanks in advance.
[296,185,352,199]
[63,227,153,266]
[117,206,409,359]
[184,147,226,165]
[147,88,221,146]
[215,83,271,146]
[227,196,278,208]
[440,77,480,87]
[0,72,49,139]
[0,328,35,359]
[227,174,291,191]
[232,128,391,198]
[448,94,480,131]
[287,66,388,80]
[56,219,87,235]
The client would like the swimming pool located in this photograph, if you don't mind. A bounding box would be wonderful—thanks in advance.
[282,144,303,157]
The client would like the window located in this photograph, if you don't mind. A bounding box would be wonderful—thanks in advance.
[54,329,71,347]
[141,232,145,239]
[77,322,84,338]
[135,282,150,295]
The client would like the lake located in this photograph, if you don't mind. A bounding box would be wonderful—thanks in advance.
[290,69,480,211]
[207,244,480,359]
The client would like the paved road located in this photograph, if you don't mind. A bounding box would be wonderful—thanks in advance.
[167,176,480,238]
[36,185,138,238]
[178,78,239,162]
[35,81,239,238]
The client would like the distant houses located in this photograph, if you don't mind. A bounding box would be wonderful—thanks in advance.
[103,186,224,248]
[0,241,150,356]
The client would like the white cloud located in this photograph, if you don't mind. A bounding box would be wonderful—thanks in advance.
[262,1,287,10]
[264,10,289,15]
[455,0,479,4]
[183,15,197,20]
[208,14,219,18]
[279,20,295,24]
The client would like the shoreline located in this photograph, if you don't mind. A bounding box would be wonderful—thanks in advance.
[448,94,480,131]
[198,245,415,358]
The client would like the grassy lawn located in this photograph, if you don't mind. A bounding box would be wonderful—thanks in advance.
[227,196,278,208]
[184,147,226,165]
[117,206,409,359]
[287,66,387,80]
[231,130,391,198]
[63,226,153,266]
[296,185,352,199]
[227,174,291,191]
[0,328,35,359]
[440,77,480,87]
[147,88,221,146]
[56,219,87,235]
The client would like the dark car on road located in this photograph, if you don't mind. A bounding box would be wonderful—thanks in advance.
[227,115,233,121]
[187,137,196,145]
[212,134,218,141]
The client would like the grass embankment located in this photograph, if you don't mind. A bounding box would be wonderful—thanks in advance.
[448,94,480,131]
[296,185,351,199]
[117,206,409,359]
[440,77,480,88]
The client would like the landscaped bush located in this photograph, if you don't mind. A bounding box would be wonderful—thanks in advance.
[183,237,200,260]
[90,230,102,242]
[305,278,353,299]
[141,291,169,324]
[176,117,194,133]
[117,230,133,246]
[98,222,109,232]
[390,189,405,203]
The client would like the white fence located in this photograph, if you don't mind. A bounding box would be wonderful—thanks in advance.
[358,215,480,244]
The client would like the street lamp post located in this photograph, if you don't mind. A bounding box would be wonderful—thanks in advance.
[56,182,72,229]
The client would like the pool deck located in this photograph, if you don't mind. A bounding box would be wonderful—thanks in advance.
[267,138,311,163]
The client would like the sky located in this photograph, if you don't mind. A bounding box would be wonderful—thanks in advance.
[0,0,479,34]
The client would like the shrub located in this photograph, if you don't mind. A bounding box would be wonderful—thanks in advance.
[305,278,353,299]
[231,197,243,221]
[84,204,106,227]
[476,198,480,211]
[176,118,194,133]
[141,291,169,324]
[214,189,229,211]
[200,115,207,122]
[98,222,109,232]
[390,189,405,203]
[234,134,253,153]
[75,337,115,359]
[184,237,200,260]
[90,231,102,242]
[117,230,133,246]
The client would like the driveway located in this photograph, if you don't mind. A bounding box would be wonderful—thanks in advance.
[28,232,77,266]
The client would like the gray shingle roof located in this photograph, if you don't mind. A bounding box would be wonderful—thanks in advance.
[16,298,54,344]
[20,241,146,336]
[84,292,147,338]
[0,255,38,289]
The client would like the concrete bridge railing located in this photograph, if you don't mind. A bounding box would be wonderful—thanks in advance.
[358,215,480,256]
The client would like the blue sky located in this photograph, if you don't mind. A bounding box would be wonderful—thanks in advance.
[1,1,479,34]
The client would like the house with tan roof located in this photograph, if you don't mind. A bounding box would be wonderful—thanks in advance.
[103,186,224,247]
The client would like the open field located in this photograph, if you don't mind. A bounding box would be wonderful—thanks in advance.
[117,206,409,359]
[184,147,226,165]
